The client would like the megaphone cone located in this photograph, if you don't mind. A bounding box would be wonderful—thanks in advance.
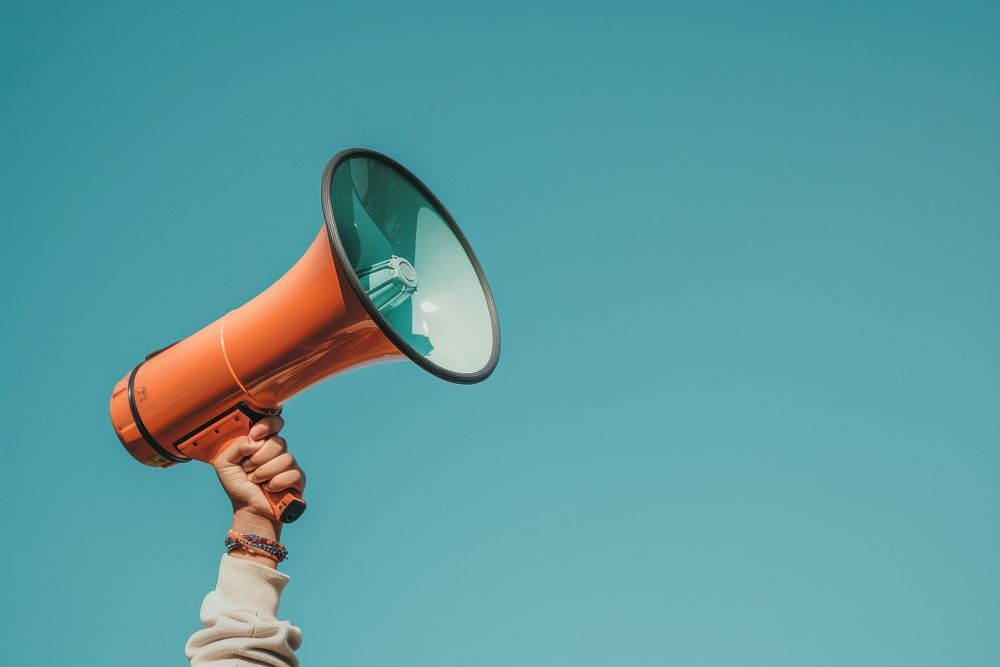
[109,149,500,523]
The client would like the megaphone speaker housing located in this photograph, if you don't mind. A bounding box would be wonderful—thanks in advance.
[109,148,500,523]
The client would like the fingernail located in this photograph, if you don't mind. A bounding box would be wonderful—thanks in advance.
[247,474,257,483]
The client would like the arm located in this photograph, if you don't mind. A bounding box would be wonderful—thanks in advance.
[185,416,305,666]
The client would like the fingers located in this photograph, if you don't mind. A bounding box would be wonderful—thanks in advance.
[263,469,305,493]
[247,452,301,487]
[242,435,287,474]
[249,415,284,441]
[213,415,283,469]
[214,437,267,467]
[213,415,304,499]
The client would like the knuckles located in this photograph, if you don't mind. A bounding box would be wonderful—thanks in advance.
[249,415,285,440]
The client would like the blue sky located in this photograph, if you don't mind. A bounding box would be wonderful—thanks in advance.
[4,1,999,665]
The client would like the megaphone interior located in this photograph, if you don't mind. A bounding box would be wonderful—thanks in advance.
[109,148,500,523]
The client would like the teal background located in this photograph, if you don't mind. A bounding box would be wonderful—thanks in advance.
[3,1,998,665]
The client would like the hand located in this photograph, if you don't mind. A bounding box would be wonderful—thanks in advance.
[212,416,306,554]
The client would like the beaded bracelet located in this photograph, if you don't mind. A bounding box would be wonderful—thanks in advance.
[225,529,289,563]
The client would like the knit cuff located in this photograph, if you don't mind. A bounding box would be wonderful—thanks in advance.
[214,553,291,618]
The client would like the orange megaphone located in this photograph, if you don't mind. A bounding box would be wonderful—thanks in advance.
[109,149,500,523]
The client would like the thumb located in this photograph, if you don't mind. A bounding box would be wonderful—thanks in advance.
[212,437,266,469]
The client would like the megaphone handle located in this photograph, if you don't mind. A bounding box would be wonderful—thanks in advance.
[237,404,307,524]
[177,405,307,524]
[215,432,307,524]
[262,487,308,525]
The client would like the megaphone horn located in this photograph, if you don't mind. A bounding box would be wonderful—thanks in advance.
[109,148,501,523]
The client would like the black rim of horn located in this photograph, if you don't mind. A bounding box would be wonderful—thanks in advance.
[320,147,501,384]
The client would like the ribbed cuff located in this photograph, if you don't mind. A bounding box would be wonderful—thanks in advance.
[215,554,291,618]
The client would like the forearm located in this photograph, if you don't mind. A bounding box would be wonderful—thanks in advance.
[185,556,302,666]
[186,513,301,666]
[188,418,303,664]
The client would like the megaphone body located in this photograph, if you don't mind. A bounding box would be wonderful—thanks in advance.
[109,149,500,523]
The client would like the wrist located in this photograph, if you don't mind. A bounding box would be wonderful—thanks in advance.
[231,508,282,542]
[229,511,283,569]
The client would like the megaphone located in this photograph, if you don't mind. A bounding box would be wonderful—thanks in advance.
[109,149,500,523]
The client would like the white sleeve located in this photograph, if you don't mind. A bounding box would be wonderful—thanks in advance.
[185,554,303,666]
